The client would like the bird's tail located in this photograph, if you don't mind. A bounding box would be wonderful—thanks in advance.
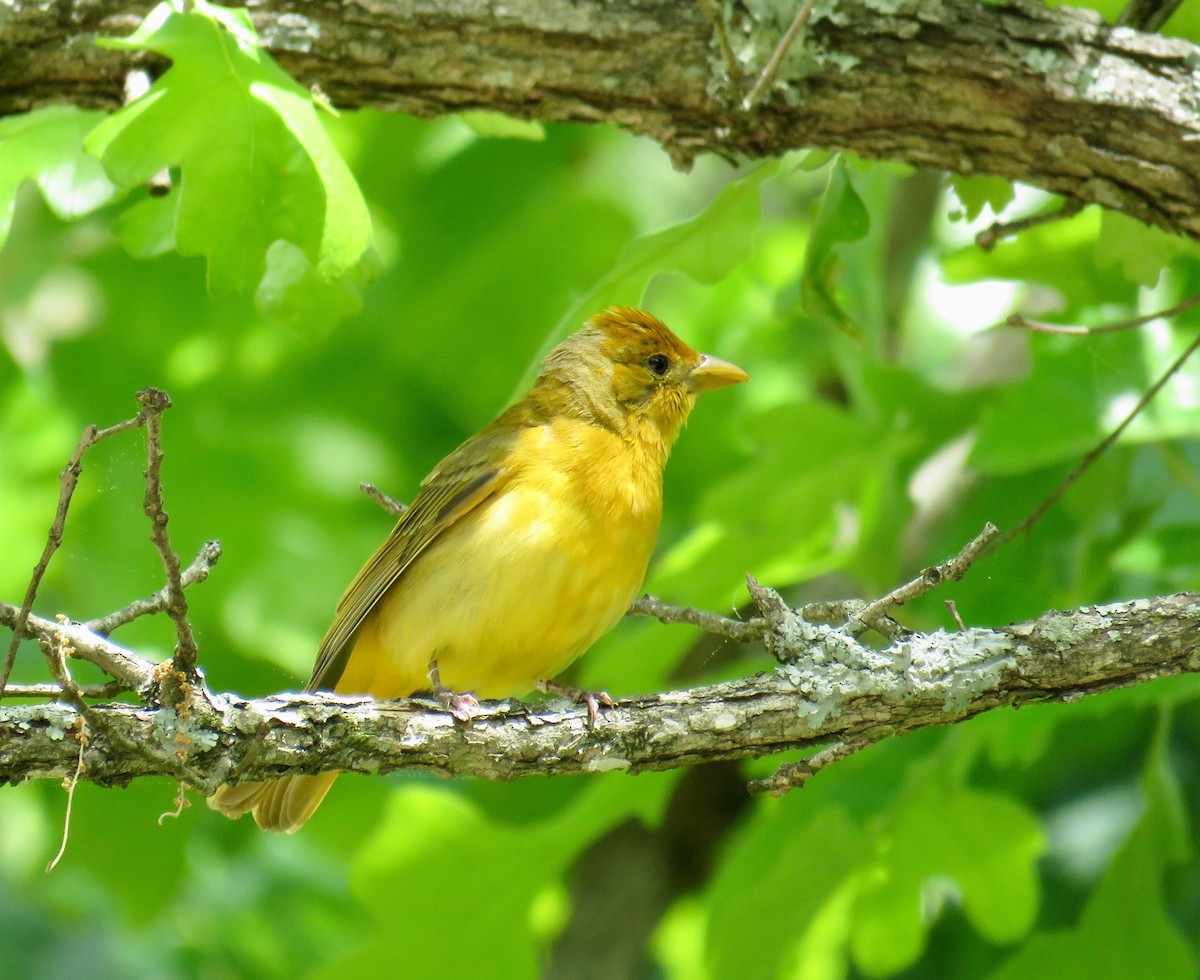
[207,772,339,833]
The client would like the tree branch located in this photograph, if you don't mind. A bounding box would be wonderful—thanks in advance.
[3,0,1199,238]
[2,592,1197,796]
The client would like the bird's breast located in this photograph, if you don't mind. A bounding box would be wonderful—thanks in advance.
[342,419,665,700]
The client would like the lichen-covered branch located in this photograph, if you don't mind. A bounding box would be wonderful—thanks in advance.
[2,592,1197,795]
[2,0,1199,238]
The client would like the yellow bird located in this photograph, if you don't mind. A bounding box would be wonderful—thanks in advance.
[209,307,749,832]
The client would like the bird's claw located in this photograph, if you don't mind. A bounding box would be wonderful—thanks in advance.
[535,679,614,729]
[428,658,480,722]
[442,691,481,722]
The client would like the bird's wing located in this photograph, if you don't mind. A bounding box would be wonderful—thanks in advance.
[305,424,520,693]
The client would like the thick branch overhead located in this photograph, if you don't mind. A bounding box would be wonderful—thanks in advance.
[3,592,1198,794]
[2,0,1199,237]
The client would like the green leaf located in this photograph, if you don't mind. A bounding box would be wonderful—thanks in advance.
[970,332,1142,474]
[796,148,834,171]
[988,713,1194,980]
[0,106,117,247]
[326,774,675,977]
[511,160,777,394]
[112,193,178,258]
[706,803,864,979]
[253,240,370,335]
[457,111,546,141]
[851,785,1043,974]
[950,175,1015,221]
[249,83,371,281]
[85,0,370,297]
[650,400,894,608]
[800,156,870,341]
[1095,211,1194,289]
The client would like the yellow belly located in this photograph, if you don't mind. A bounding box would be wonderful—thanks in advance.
[335,425,661,700]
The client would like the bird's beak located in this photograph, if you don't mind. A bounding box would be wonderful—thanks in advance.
[688,354,750,393]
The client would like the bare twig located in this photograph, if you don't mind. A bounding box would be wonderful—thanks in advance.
[1,680,130,700]
[86,540,223,636]
[0,603,156,691]
[360,482,408,518]
[45,730,87,874]
[741,0,822,111]
[138,388,200,682]
[627,594,765,642]
[45,618,88,707]
[945,599,967,631]
[42,628,91,874]
[975,199,1083,252]
[748,732,886,796]
[1117,0,1184,31]
[852,523,1000,637]
[797,599,866,624]
[1003,331,1200,543]
[0,407,148,699]
[745,575,790,631]
[695,0,742,88]
[1006,294,1200,336]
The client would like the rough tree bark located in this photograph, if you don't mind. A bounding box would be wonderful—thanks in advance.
[2,0,1199,238]
[3,592,1198,795]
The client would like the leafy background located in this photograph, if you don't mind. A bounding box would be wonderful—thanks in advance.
[3,2,1200,977]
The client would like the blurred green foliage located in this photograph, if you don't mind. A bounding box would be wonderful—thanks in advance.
[4,1,1200,977]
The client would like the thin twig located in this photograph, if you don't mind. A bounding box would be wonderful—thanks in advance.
[748,732,885,796]
[138,388,200,681]
[975,199,1082,252]
[0,408,147,699]
[797,599,866,624]
[1006,294,1200,336]
[852,523,1000,637]
[44,618,87,705]
[1002,331,1200,544]
[360,482,408,518]
[695,0,743,87]
[745,575,790,631]
[2,680,131,700]
[86,540,223,636]
[45,731,87,874]
[42,626,91,874]
[945,599,967,631]
[1117,0,1184,31]
[0,603,157,691]
[626,594,766,642]
[741,0,822,111]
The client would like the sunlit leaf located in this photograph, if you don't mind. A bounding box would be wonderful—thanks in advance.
[85,0,370,300]
[458,111,546,141]
[512,160,778,394]
[800,156,870,341]
[0,106,117,246]
[950,175,1015,221]
[1096,211,1195,289]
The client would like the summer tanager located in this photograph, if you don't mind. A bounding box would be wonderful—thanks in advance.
[209,307,749,831]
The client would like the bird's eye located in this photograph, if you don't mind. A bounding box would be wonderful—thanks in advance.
[646,354,670,376]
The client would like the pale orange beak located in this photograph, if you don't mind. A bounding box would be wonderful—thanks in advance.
[688,354,750,393]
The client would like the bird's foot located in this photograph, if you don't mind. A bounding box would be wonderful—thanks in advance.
[428,659,480,722]
[535,679,615,729]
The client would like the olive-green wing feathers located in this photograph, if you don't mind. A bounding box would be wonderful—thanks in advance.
[305,423,521,693]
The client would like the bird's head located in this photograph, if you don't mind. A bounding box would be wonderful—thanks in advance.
[535,307,749,457]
